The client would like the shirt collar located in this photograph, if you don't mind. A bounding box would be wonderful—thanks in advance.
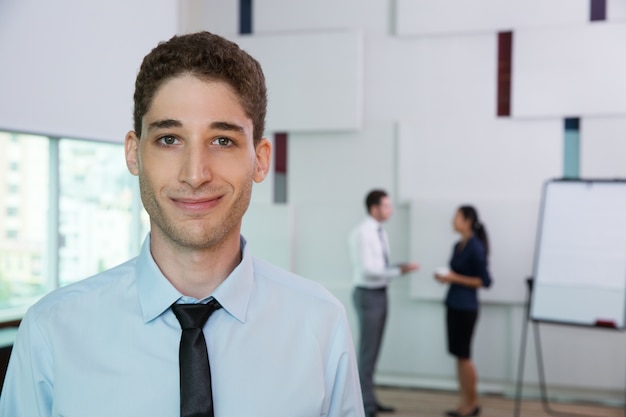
[365,215,381,227]
[135,234,254,324]
[211,237,253,324]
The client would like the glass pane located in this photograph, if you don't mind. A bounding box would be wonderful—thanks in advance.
[58,140,139,286]
[0,132,50,307]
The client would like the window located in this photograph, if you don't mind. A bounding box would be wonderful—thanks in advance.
[58,139,140,286]
[0,131,146,309]
[0,132,48,307]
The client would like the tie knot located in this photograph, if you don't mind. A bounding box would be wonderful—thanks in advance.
[172,299,222,330]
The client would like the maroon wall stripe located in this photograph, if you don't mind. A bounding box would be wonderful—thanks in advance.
[274,132,288,174]
[497,31,513,117]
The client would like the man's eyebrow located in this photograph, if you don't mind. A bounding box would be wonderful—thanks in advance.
[211,121,245,133]
[146,119,246,133]
[147,119,182,132]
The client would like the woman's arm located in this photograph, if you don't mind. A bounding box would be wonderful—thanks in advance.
[435,271,483,288]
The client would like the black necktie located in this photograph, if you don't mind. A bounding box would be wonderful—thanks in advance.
[172,299,222,417]
[378,226,389,267]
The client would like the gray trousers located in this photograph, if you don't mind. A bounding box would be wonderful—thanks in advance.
[352,286,388,412]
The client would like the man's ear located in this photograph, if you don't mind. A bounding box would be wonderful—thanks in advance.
[253,138,272,183]
[125,131,140,176]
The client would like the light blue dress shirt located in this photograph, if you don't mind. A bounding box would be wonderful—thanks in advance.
[0,235,364,417]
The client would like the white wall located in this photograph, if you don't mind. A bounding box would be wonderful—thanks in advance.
[0,0,178,142]
[237,31,364,132]
[514,24,626,117]
[581,116,626,177]
[395,0,591,36]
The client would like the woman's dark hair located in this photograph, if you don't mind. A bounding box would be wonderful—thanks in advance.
[458,205,489,257]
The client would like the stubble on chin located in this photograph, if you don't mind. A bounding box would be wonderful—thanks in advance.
[138,173,254,251]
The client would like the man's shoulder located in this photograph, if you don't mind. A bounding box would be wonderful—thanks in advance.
[350,217,375,238]
[27,257,137,319]
[251,257,344,310]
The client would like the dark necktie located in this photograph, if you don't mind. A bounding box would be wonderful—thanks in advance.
[172,299,222,417]
[378,226,389,267]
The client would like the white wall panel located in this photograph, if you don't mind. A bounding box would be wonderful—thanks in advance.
[0,0,177,142]
[242,203,293,270]
[255,0,391,34]
[291,205,360,284]
[395,0,589,36]
[236,31,363,132]
[288,123,397,204]
[514,24,626,118]
[608,0,626,21]
[397,119,562,201]
[581,116,626,178]
[179,0,238,36]
[381,295,454,380]
[365,34,497,124]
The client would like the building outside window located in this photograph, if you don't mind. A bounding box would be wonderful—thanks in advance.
[0,131,146,310]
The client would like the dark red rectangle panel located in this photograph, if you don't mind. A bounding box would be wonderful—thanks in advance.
[497,31,513,117]
[274,132,288,174]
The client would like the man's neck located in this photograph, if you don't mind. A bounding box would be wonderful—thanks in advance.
[369,214,382,224]
[149,231,242,300]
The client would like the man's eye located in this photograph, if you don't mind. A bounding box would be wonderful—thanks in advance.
[214,137,232,146]
[159,136,178,145]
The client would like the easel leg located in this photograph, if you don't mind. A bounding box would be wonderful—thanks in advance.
[514,307,529,417]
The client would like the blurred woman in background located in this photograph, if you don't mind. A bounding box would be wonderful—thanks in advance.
[435,205,492,417]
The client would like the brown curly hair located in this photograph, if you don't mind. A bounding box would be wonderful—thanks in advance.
[132,31,267,145]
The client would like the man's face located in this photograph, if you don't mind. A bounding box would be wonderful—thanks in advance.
[125,74,271,251]
[372,196,393,222]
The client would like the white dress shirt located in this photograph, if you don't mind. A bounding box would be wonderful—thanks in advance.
[349,216,401,289]
[0,235,364,417]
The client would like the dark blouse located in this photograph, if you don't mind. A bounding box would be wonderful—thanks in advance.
[445,235,492,311]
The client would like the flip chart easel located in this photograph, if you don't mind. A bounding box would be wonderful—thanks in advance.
[514,179,626,417]
[514,278,626,417]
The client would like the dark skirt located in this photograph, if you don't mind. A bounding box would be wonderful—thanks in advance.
[446,307,478,359]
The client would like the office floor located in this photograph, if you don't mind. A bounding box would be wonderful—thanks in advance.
[376,386,624,417]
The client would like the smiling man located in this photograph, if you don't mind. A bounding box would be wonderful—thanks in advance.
[0,32,364,417]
